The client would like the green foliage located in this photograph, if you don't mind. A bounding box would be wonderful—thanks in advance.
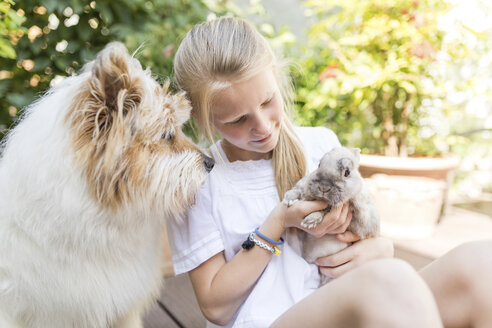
[0,0,232,139]
[432,0,492,195]
[294,0,449,156]
[0,0,26,59]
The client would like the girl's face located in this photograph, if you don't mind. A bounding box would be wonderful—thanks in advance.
[211,69,283,162]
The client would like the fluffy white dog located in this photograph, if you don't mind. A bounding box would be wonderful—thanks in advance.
[0,42,214,328]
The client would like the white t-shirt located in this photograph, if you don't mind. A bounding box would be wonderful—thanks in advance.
[167,126,341,328]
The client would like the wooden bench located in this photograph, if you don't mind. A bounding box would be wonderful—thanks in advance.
[143,274,205,328]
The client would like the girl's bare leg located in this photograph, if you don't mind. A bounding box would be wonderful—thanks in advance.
[420,240,492,328]
[272,258,442,328]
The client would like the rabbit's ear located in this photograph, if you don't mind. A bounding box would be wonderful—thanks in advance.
[351,148,361,161]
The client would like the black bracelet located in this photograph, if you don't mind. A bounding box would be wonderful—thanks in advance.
[241,237,255,250]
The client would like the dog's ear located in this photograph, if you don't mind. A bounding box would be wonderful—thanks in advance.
[84,42,144,157]
[161,81,191,127]
[91,42,143,117]
[172,91,192,127]
[70,42,145,172]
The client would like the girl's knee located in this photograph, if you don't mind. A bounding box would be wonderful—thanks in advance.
[357,258,420,288]
[443,240,492,284]
[355,259,442,327]
[352,259,433,306]
[429,240,492,327]
[451,240,492,260]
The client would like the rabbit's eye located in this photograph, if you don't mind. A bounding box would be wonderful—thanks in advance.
[344,169,350,177]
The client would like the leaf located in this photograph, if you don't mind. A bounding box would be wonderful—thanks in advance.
[7,7,26,26]
[0,2,12,16]
[0,80,11,98]
[54,56,70,71]
[399,80,417,94]
[33,57,52,72]
[70,0,85,14]
[113,5,132,25]
[80,47,96,64]
[6,92,37,109]
[30,38,45,56]
[77,22,93,42]
[66,41,81,53]
[42,0,58,13]
[98,3,114,25]
[0,39,16,59]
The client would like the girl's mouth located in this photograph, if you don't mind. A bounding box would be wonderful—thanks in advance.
[252,133,272,144]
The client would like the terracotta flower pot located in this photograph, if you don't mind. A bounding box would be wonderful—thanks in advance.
[359,155,459,239]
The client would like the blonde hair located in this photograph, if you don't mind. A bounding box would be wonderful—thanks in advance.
[174,17,306,199]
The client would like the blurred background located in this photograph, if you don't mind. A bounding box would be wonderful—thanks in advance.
[1,0,491,220]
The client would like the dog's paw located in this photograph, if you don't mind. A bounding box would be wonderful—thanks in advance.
[301,211,324,229]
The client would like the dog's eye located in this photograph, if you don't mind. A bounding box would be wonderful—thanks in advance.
[161,132,174,141]
[344,168,350,177]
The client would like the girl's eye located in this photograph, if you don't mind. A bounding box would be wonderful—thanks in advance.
[261,96,274,107]
[344,169,350,177]
[227,116,245,125]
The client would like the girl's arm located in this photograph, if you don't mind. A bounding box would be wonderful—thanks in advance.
[188,199,341,325]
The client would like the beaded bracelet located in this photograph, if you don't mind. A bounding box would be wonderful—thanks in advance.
[241,233,281,256]
[254,227,284,245]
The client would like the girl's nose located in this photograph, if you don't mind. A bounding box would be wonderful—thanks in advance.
[251,112,271,136]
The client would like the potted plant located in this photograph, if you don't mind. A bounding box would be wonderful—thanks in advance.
[294,0,460,238]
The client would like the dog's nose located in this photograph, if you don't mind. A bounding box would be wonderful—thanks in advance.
[203,155,215,172]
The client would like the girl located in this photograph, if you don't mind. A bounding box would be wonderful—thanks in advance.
[167,17,492,328]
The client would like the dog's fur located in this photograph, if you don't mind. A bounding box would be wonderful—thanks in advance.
[283,147,379,285]
[0,42,213,328]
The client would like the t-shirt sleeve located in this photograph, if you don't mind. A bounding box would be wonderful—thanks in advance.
[166,178,224,275]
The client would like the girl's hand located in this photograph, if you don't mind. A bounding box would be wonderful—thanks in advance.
[315,234,394,279]
[304,203,353,238]
[275,199,328,230]
[275,201,353,238]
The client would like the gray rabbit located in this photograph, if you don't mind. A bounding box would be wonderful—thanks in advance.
[283,147,379,285]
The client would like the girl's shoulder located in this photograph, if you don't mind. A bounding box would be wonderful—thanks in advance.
[295,125,341,154]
